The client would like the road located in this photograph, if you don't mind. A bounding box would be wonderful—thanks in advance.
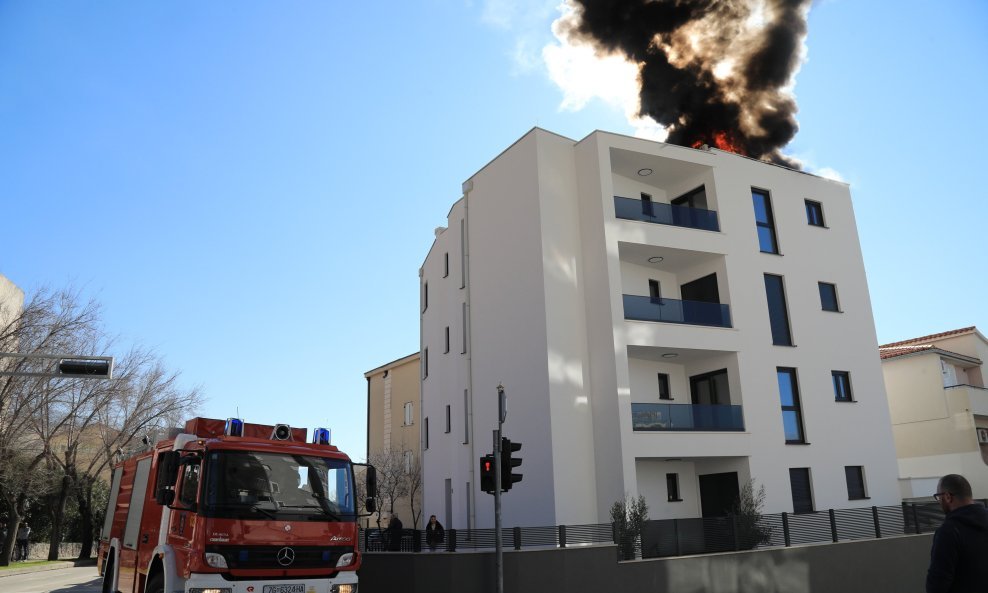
[0,566,101,593]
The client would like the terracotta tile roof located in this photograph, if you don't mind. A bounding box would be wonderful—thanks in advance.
[879,327,977,349]
[878,345,935,360]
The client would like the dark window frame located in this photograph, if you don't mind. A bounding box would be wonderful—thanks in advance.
[424,417,429,450]
[422,348,429,379]
[444,326,450,354]
[819,282,841,312]
[805,199,826,227]
[752,188,780,254]
[789,467,814,513]
[444,252,449,278]
[845,466,868,500]
[765,274,794,346]
[649,279,661,302]
[445,405,451,434]
[832,371,854,402]
[422,281,428,313]
[641,193,654,217]
[658,373,671,400]
[667,473,682,502]
[778,367,806,444]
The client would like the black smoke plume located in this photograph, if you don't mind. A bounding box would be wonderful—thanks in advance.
[558,0,812,167]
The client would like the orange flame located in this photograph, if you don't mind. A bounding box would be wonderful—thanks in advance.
[692,132,747,156]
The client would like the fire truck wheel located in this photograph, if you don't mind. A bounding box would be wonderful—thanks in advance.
[146,572,164,593]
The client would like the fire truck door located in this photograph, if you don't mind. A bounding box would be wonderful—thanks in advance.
[168,462,201,552]
[118,457,152,593]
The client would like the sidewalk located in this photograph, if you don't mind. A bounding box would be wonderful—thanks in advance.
[0,558,97,578]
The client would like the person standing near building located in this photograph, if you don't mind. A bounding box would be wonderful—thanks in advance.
[425,515,445,552]
[15,524,30,562]
[386,515,403,552]
[927,474,988,593]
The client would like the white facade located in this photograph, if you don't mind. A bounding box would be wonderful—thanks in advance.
[879,328,988,499]
[420,128,900,529]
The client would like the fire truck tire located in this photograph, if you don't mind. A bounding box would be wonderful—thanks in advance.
[101,555,115,593]
[146,572,164,593]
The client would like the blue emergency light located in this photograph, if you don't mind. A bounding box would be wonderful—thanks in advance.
[312,427,331,445]
[225,418,244,437]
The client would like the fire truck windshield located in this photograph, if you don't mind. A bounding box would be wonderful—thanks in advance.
[202,450,355,521]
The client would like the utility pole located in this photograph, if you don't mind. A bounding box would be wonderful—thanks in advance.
[494,383,506,593]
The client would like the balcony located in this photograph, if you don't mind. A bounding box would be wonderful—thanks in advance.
[631,403,745,432]
[623,295,732,328]
[614,196,720,232]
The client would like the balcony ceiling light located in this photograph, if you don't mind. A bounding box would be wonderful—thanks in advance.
[637,168,653,176]
[661,353,679,359]
[648,256,664,263]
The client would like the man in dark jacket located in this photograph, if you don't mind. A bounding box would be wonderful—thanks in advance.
[386,515,403,552]
[927,473,988,593]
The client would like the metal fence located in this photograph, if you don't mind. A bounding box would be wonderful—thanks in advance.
[360,501,984,560]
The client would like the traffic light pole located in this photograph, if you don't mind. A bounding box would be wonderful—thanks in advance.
[494,384,506,593]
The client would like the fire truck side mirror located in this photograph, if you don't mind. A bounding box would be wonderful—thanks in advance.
[154,451,180,506]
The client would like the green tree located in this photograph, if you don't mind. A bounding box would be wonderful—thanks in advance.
[733,479,772,549]
[611,494,648,560]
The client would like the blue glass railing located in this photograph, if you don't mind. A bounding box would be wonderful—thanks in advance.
[631,403,745,431]
[614,196,720,232]
[622,295,732,328]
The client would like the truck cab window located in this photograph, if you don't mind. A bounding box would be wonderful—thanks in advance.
[178,463,200,507]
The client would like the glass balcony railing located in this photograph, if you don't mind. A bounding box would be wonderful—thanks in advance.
[631,403,745,432]
[614,196,720,232]
[622,295,732,328]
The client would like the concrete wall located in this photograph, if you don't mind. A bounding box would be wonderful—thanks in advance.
[361,534,934,593]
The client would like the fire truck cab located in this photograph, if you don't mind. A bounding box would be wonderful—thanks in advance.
[98,418,376,593]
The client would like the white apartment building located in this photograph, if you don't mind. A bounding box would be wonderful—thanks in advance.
[419,128,900,530]
[879,327,988,499]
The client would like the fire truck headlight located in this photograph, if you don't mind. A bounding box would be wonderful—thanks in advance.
[331,585,356,593]
[203,552,228,568]
[335,552,355,567]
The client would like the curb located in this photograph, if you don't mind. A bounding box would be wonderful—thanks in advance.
[0,560,90,578]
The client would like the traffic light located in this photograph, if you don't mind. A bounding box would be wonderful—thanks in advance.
[500,438,522,492]
[480,455,496,494]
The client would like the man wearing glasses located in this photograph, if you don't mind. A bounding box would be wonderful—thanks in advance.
[926,474,988,593]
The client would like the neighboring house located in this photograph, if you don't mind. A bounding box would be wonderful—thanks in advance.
[879,327,988,499]
[365,352,423,528]
[0,273,25,333]
[419,128,900,530]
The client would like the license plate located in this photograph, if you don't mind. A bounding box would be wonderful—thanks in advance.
[262,585,304,593]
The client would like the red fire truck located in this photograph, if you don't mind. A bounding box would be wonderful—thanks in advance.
[98,417,376,593]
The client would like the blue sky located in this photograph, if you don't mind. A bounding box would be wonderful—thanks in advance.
[1,1,985,460]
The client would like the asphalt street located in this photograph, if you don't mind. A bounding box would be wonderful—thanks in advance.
[0,566,101,593]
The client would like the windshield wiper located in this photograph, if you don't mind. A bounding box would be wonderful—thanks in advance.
[250,504,278,519]
[282,501,343,521]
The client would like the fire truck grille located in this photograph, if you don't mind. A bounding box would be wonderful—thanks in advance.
[205,545,352,570]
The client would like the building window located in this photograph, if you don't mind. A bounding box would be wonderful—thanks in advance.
[424,417,429,450]
[422,282,428,313]
[445,326,450,353]
[764,274,794,346]
[422,348,429,379]
[752,188,779,254]
[444,252,449,277]
[658,373,671,400]
[789,468,814,513]
[404,451,413,474]
[778,368,805,444]
[463,389,470,444]
[845,466,867,500]
[404,402,414,426]
[819,282,840,312]
[648,279,661,301]
[805,200,825,227]
[667,473,682,502]
[460,219,466,289]
[445,405,451,433]
[462,303,468,354]
[832,371,853,402]
[641,193,654,217]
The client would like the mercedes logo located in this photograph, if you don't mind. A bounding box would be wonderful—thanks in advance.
[276,546,295,567]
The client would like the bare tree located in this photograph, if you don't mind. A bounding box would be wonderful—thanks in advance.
[0,288,201,563]
[406,453,423,529]
[366,447,410,531]
[0,288,100,566]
